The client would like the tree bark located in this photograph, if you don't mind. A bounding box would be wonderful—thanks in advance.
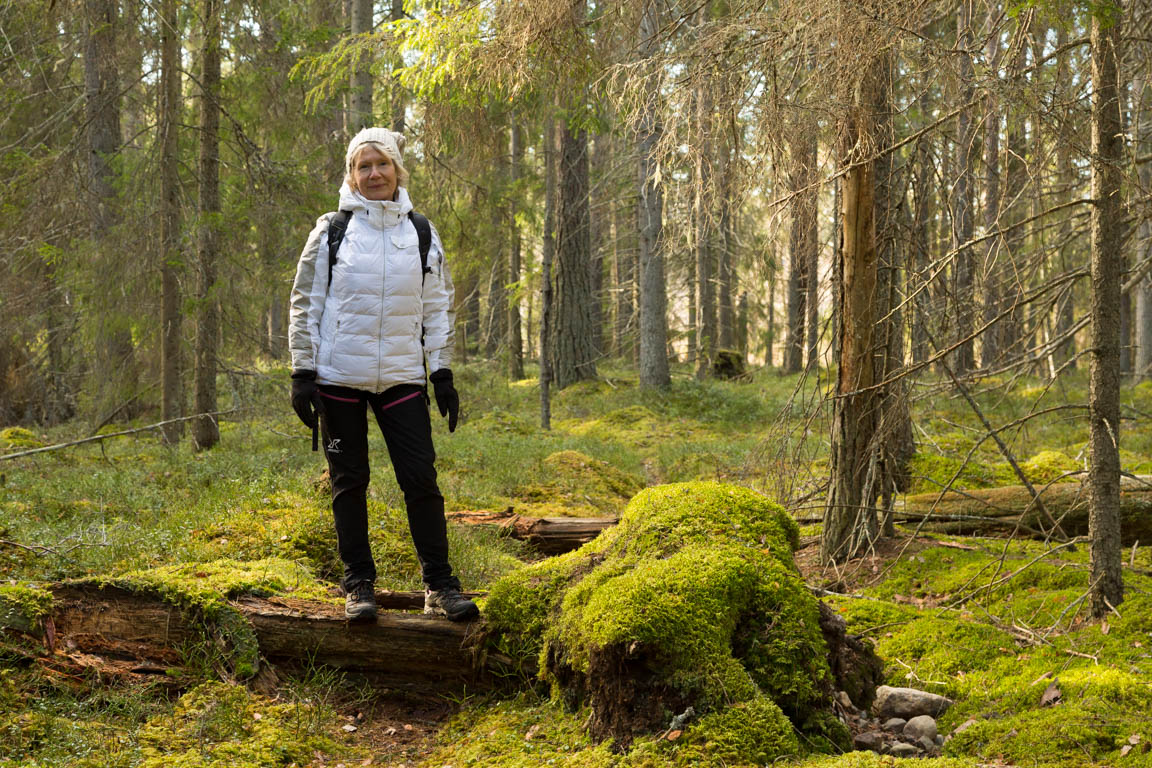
[445,510,617,554]
[1088,5,1124,617]
[540,117,557,427]
[193,0,221,451]
[822,66,881,564]
[1136,66,1152,381]
[159,0,183,445]
[552,120,598,389]
[981,22,1003,369]
[390,0,405,133]
[694,87,716,379]
[347,0,373,133]
[508,122,525,379]
[718,143,736,351]
[636,2,669,389]
[1053,25,1078,371]
[952,0,976,374]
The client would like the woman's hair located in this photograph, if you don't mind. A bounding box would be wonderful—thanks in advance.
[345,141,410,192]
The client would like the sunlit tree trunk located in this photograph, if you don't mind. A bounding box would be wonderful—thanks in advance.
[1088,4,1124,617]
[347,0,373,132]
[541,117,557,426]
[637,0,669,389]
[694,85,716,379]
[1136,64,1152,381]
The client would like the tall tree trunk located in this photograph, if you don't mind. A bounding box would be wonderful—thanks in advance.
[390,0,405,133]
[508,122,525,379]
[952,0,976,374]
[1053,25,1078,371]
[784,127,811,374]
[872,51,913,535]
[159,0,183,445]
[485,129,508,361]
[589,132,608,360]
[910,132,933,366]
[552,120,598,389]
[765,252,777,366]
[85,0,135,414]
[823,65,881,564]
[1136,65,1152,381]
[193,0,221,451]
[718,141,736,351]
[694,86,716,379]
[541,117,557,426]
[636,3,669,388]
[981,21,1003,369]
[347,0,373,132]
[1088,4,1124,617]
[614,163,638,360]
[999,36,1028,365]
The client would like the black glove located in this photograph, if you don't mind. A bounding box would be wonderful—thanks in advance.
[429,368,459,433]
[290,370,325,430]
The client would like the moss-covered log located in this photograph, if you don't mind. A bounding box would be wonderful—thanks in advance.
[446,509,617,553]
[2,583,504,695]
[901,475,1152,543]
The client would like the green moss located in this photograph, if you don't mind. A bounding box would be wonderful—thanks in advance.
[514,450,644,516]
[795,754,983,767]
[419,695,615,768]
[0,583,52,634]
[136,681,349,768]
[623,696,799,767]
[1018,450,1081,485]
[486,482,831,750]
[0,427,42,450]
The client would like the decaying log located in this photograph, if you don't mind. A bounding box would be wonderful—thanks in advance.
[4,583,511,695]
[446,509,617,554]
[900,475,1152,543]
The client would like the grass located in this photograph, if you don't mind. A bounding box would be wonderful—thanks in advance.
[2,359,1152,766]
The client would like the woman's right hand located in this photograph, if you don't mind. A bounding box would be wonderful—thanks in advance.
[291,370,325,429]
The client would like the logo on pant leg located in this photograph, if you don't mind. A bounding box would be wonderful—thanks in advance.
[326,438,342,454]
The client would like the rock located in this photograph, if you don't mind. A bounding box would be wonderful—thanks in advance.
[950,717,978,739]
[903,714,938,742]
[935,734,945,746]
[873,685,953,719]
[836,690,857,712]
[882,717,907,732]
[853,731,884,753]
[889,741,920,757]
[918,735,937,753]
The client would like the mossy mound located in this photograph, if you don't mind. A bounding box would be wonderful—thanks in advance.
[136,681,348,767]
[0,582,52,634]
[486,482,840,755]
[906,449,1082,495]
[513,450,644,517]
[0,426,42,450]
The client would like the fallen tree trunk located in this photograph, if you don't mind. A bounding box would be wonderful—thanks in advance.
[447,509,617,554]
[899,475,1152,543]
[11,583,509,695]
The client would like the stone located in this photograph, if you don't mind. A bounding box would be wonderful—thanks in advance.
[882,717,907,732]
[889,741,920,758]
[903,714,938,742]
[918,735,937,753]
[853,731,884,753]
[873,685,953,719]
[935,734,945,747]
[836,690,857,712]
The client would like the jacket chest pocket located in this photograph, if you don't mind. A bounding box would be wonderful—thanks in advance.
[391,232,418,253]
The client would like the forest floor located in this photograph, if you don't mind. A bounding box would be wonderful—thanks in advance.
[2,360,1152,767]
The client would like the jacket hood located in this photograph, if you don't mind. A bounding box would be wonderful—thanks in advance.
[337,182,414,228]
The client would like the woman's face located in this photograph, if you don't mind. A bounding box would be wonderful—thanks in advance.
[354,146,398,201]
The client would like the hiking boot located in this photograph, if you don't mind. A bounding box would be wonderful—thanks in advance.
[424,585,479,622]
[345,580,377,621]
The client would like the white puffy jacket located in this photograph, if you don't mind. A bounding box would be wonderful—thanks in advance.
[288,184,455,392]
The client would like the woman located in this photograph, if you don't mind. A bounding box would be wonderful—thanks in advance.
[287,127,477,622]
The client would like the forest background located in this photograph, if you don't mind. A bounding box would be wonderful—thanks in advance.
[3,0,1152,766]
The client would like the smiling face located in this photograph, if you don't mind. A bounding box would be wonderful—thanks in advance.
[352,145,398,201]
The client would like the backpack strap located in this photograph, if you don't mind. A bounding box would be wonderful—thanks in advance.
[408,210,433,282]
[326,210,353,288]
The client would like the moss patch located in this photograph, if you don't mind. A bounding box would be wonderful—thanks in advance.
[0,582,52,634]
[0,427,42,450]
[513,450,644,517]
[136,681,349,768]
[486,482,834,752]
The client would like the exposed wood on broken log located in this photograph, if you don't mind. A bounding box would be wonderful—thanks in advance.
[446,509,617,554]
[7,583,513,695]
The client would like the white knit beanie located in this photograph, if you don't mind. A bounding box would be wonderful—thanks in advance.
[345,127,406,168]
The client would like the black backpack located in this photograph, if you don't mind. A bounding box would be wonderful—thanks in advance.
[326,209,432,287]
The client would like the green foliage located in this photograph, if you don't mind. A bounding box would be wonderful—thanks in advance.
[0,583,52,634]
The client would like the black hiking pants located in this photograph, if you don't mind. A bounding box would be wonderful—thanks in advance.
[317,383,456,592]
